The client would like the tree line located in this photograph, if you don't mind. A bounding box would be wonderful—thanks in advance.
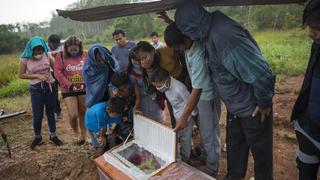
[0,0,305,54]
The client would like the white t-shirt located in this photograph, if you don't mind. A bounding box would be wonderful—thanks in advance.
[151,41,164,49]
[165,77,197,119]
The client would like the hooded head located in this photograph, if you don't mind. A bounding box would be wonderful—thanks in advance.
[20,36,49,59]
[88,43,112,64]
[84,43,118,73]
[174,1,211,39]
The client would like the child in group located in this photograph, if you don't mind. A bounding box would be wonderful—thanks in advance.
[109,72,141,144]
[151,67,196,162]
[85,96,126,155]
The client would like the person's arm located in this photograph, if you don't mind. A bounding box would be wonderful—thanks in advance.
[18,61,48,81]
[180,86,198,117]
[133,84,142,114]
[48,52,55,67]
[53,54,72,90]
[174,88,201,132]
[157,11,174,25]
[223,39,275,122]
[99,127,107,145]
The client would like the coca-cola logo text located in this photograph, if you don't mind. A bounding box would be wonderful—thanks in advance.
[66,64,83,71]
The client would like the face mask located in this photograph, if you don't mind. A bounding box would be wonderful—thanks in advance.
[69,50,79,57]
[133,64,141,69]
[156,80,169,93]
[33,54,43,60]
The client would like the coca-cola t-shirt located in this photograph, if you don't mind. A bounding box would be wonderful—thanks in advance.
[54,52,87,93]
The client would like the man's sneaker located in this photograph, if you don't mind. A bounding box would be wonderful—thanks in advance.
[49,136,63,146]
[31,137,42,150]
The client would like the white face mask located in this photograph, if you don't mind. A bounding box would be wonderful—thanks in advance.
[156,80,169,93]
[34,54,43,60]
[133,64,141,69]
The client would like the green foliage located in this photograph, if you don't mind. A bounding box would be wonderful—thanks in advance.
[5,1,306,47]
[0,54,20,86]
[209,4,304,31]
[0,78,29,98]
[255,29,311,76]
[0,53,29,98]
[0,25,28,55]
[113,14,156,39]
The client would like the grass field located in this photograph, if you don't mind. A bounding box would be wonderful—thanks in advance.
[254,29,311,77]
[0,53,29,98]
[0,29,311,99]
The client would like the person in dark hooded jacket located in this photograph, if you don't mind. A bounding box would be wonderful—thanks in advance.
[175,1,275,180]
[83,43,119,108]
[291,1,320,180]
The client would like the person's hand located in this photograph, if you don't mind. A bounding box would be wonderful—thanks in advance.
[70,84,85,92]
[48,51,58,59]
[134,110,143,115]
[98,135,106,145]
[173,115,188,132]
[112,89,119,97]
[50,51,58,57]
[157,11,174,24]
[37,74,48,81]
[252,106,271,122]
[79,84,85,90]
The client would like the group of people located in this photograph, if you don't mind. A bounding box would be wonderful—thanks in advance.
[18,0,320,179]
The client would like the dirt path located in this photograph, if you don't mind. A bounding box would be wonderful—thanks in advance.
[0,104,99,180]
[0,75,318,180]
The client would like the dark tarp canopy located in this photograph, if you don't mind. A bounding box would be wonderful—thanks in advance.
[56,0,307,22]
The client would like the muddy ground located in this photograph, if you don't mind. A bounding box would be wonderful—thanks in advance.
[0,76,317,180]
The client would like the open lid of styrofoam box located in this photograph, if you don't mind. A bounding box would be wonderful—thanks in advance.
[103,114,176,179]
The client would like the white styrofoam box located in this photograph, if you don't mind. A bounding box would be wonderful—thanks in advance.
[103,114,176,179]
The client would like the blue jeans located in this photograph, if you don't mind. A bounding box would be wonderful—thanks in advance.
[177,115,193,161]
[197,97,221,172]
[29,82,56,136]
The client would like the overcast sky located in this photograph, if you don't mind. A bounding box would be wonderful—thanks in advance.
[0,0,77,24]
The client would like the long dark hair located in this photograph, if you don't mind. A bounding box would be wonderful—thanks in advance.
[131,41,162,95]
[132,41,161,71]
[127,49,137,74]
[63,36,84,59]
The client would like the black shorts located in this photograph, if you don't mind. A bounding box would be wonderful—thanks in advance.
[62,92,86,98]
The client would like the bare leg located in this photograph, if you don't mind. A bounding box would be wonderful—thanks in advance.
[77,95,87,141]
[64,97,79,135]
